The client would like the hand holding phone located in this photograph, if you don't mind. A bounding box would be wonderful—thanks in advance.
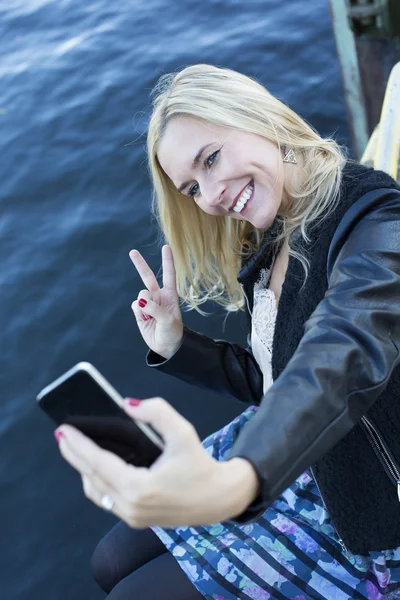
[37,362,164,468]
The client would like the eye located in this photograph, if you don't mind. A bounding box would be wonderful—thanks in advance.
[188,182,200,198]
[187,149,221,199]
[204,149,220,168]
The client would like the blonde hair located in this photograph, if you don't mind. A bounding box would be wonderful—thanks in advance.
[147,64,346,316]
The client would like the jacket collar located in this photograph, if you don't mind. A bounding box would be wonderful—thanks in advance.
[237,217,283,284]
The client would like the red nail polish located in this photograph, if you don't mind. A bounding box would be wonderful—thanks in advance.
[54,429,65,443]
[128,398,141,406]
[138,299,147,308]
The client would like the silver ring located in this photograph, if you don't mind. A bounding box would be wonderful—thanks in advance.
[101,494,115,512]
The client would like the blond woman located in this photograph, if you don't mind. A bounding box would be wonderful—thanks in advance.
[58,64,400,600]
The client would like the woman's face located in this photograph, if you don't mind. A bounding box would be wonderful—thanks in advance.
[157,116,287,229]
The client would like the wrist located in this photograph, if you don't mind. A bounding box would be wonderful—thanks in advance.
[163,334,184,360]
[221,458,261,518]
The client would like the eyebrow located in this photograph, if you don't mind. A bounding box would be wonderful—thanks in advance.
[178,143,213,193]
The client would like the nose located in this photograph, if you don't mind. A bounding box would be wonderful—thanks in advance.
[200,178,226,210]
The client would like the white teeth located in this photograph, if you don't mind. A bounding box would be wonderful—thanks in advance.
[233,183,253,213]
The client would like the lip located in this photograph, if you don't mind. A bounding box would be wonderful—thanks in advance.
[229,180,254,212]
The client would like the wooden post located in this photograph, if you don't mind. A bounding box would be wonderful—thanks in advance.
[329,0,400,159]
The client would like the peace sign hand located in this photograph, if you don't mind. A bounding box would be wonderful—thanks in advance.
[129,245,184,360]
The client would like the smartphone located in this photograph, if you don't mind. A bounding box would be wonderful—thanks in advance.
[37,362,164,468]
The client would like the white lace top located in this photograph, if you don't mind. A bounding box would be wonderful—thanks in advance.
[251,266,278,395]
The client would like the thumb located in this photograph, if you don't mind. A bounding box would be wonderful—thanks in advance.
[122,397,198,448]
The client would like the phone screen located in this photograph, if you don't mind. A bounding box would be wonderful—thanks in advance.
[38,368,163,468]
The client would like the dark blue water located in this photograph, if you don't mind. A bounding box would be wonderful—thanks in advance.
[0,1,350,598]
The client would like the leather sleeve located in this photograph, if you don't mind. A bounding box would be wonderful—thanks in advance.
[227,188,400,523]
[146,325,264,405]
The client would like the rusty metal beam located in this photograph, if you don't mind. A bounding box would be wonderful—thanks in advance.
[329,0,370,158]
[356,36,400,132]
[348,1,388,21]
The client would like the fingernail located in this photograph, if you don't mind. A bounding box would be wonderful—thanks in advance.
[138,299,147,308]
[142,313,153,321]
[127,398,141,406]
[54,429,65,444]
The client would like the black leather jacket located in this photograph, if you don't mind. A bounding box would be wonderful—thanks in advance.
[146,165,400,553]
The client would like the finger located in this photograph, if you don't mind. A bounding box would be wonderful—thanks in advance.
[132,295,166,323]
[81,474,124,518]
[82,472,150,528]
[60,439,119,494]
[162,245,178,292]
[129,250,161,295]
[82,474,118,511]
[58,434,100,486]
[131,300,153,324]
[134,288,154,321]
[58,428,151,528]
[81,468,149,526]
[82,474,103,504]
[56,425,133,491]
[136,289,154,305]
[123,397,198,449]
[131,291,154,323]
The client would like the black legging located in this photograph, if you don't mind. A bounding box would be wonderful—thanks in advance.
[91,520,204,599]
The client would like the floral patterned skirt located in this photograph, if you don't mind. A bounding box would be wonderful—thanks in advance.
[151,406,400,600]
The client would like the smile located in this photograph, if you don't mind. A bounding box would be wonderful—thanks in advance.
[232,181,254,213]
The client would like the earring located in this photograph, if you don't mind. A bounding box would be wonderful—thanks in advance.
[282,145,297,164]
